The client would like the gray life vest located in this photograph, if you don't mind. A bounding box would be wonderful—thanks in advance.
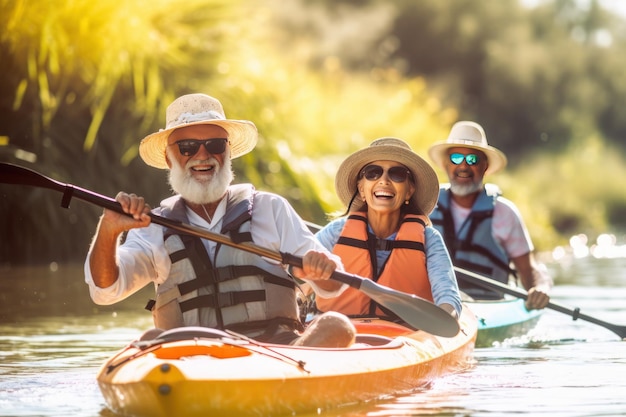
[146,184,302,340]
[430,184,515,299]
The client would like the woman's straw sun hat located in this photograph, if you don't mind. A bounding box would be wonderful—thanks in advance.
[335,137,439,215]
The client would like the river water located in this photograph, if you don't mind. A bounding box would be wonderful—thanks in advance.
[1,248,625,417]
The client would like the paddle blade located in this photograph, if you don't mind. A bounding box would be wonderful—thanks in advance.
[283,252,461,338]
[0,163,64,191]
[358,279,460,337]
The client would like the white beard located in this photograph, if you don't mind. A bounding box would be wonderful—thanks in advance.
[166,147,234,205]
[449,179,483,197]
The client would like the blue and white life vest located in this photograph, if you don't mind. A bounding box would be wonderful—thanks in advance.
[430,184,515,299]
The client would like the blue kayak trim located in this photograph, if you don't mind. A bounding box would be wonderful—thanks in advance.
[466,297,543,347]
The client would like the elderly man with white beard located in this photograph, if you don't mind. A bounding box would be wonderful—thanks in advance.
[84,93,356,347]
[427,121,552,311]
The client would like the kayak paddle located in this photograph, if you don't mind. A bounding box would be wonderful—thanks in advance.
[307,216,626,340]
[455,266,626,339]
[0,162,460,337]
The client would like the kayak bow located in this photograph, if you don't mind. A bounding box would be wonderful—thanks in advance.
[97,307,478,417]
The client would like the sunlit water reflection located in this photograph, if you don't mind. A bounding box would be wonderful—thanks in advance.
[1,256,625,417]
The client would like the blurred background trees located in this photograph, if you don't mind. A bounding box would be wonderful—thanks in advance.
[2,0,626,265]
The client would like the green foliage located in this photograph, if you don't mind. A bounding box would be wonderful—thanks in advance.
[0,0,250,263]
[3,0,626,264]
[495,136,626,250]
[268,0,626,249]
[356,0,626,159]
[1,0,244,153]
[207,13,457,222]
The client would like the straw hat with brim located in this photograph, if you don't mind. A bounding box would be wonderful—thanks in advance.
[139,93,258,169]
[335,137,439,215]
[428,121,507,175]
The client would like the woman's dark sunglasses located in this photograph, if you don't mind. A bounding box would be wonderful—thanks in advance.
[360,165,412,183]
[449,153,479,166]
[171,138,228,156]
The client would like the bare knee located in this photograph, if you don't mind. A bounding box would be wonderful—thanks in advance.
[294,311,356,348]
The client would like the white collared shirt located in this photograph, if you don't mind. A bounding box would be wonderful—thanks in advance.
[85,189,346,304]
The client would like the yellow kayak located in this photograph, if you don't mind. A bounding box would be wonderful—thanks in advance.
[97,306,477,417]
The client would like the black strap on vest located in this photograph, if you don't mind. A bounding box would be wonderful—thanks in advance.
[436,199,517,293]
[220,184,254,243]
[179,290,266,313]
[459,242,515,275]
[433,204,457,257]
[176,265,294,295]
[178,234,227,327]
[336,236,425,252]
[338,214,427,318]
[456,211,516,276]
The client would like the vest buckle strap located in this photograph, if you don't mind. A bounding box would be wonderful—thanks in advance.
[216,292,235,308]
[215,265,238,282]
[375,239,393,251]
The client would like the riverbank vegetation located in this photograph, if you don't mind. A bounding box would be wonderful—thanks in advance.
[2,0,626,265]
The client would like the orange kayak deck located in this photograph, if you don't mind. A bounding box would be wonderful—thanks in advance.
[97,305,477,417]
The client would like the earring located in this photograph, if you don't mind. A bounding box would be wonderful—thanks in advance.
[405,200,409,205]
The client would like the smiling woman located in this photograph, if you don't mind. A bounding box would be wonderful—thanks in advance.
[315,137,462,322]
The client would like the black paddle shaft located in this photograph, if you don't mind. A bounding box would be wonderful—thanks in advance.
[309,207,626,340]
[455,266,626,339]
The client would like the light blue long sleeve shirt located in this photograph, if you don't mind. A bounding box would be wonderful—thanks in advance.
[315,217,462,315]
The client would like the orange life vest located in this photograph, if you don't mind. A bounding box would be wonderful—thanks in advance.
[316,212,433,317]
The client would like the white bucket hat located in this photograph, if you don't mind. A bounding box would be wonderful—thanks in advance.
[139,94,258,169]
[335,137,439,215]
[428,121,507,175]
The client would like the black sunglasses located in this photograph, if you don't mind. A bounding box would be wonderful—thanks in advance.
[449,153,480,166]
[360,165,412,183]
[171,138,228,156]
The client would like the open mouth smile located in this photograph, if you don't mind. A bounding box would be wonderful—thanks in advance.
[373,190,395,200]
